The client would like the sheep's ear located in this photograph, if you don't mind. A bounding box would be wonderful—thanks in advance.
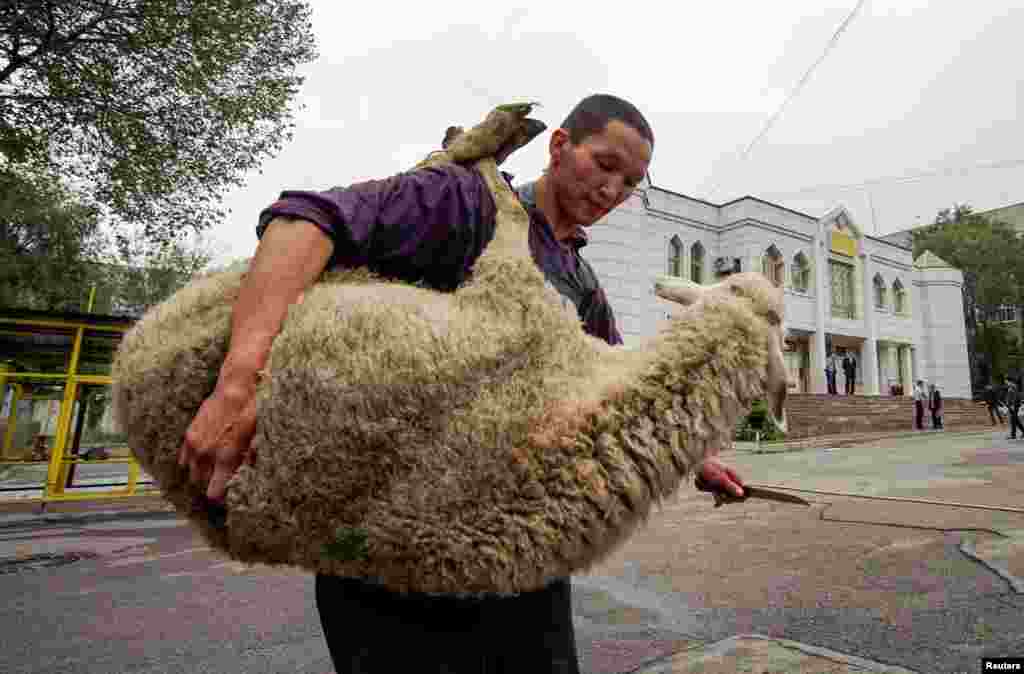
[654,275,705,306]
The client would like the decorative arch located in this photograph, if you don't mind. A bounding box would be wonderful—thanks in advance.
[892,277,907,314]
[791,251,811,293]
[822,207,864,238]
[762,244,784,287]
[873,273,888,309]
[821,206,862,258]
[667,235,684,278]
[690,241,705,284]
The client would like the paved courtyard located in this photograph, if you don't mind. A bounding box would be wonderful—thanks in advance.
[580,429,1024,673]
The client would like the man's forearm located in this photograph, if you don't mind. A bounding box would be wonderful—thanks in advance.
[220,217,334,389]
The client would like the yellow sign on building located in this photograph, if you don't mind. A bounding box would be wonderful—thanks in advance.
[830,230,857,257]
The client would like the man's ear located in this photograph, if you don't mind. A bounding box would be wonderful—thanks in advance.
[548,128,570,169]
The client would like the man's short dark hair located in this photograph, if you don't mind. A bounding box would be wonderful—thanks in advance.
[561,94,654,149]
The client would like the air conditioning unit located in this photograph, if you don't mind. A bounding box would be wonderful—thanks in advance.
[713,257,741,274]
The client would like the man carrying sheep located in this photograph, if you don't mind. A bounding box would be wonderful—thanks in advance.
[177,93,747,674]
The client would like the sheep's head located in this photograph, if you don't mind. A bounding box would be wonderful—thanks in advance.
[653,272,788,433]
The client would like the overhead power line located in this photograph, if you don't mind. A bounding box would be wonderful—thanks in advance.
[756,156,1024,200]
[706,0,867,200]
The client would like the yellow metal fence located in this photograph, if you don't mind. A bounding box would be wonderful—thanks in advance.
[0,311,157,503]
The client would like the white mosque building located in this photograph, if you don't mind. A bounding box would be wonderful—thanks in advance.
[585,174,972,399]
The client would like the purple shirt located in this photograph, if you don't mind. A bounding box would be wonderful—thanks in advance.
[258,163,622,346]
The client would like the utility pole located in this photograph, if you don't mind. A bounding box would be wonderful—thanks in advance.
[866,188,879,235]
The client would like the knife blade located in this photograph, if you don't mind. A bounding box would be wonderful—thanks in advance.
[695,477,812,507]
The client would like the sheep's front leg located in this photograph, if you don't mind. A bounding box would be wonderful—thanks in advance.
[474,157,532,261]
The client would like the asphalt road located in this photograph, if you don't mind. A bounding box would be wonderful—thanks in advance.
[0,430,1022,673]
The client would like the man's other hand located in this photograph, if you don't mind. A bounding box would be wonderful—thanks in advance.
[696,457,745,499]
[177,381,258,503]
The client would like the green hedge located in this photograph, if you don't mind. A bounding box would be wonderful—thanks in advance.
[735,399,786,442]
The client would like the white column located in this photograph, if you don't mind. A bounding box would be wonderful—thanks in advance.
[905,344,913,391]
[812,234,828,393]
[877,342,886,393]
[861,253,879,395]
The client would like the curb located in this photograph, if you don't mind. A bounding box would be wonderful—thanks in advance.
[959,539,1024,594]
[630,634,920,673]
[734,428,997,454]
[0,504,180,531]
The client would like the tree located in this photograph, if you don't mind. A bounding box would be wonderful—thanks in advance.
[0,165,105,311]
[1,165,221,314]
[912,204,1024,387]
[96,232,222,316]
[1,1,317,245]
[975,321,1017,385]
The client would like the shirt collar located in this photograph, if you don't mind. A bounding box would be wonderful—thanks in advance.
[512,179,589,250]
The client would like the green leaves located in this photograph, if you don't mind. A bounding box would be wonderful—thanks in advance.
[912,204,1024,384]
[323,527,370,563]
[0,166,103,311]
[0,164,219,314]
[912,204,1024,314]
[1,1,318,244]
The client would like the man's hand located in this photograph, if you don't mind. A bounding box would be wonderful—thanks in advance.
[696,456,745,499]
[178,379,258,503]
[177,215,331,503]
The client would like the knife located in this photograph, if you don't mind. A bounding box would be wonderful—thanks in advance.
[695,477,812,507]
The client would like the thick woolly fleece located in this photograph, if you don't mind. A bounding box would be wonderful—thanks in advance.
[112,103,785,597]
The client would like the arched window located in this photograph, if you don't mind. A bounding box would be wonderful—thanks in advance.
[873,274,888,309]
[791,252,810,292]
[690,242,705,284]
[667,236,684,278]
[893,279,906,314]
[761,244,784,287]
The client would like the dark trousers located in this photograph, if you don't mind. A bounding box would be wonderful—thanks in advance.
[315,574,581,674]
[844,372,855,395]
[915,401,924,430]
[931,409,943,429]
[1010,407,1024,439]
[825,370,837,395]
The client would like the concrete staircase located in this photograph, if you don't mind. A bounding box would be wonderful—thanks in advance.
[783,393,995,439]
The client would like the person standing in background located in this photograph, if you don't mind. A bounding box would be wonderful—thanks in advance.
[928,382,943,430]
[1005,378,1023,440]
[842,351,857,395]
[913,380,926,430]
[984,383,1005,426]
[825,351,838,395]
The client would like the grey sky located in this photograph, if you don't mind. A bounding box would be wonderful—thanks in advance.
[211,0,1024,261]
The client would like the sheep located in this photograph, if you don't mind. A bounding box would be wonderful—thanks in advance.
[112,103,788,598]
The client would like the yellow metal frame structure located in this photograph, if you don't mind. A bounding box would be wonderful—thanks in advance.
[0,309,158,503]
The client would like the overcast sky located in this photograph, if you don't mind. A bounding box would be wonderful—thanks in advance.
[210,0,1024,261]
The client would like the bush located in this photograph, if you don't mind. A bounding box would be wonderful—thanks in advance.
[735,399,786,442]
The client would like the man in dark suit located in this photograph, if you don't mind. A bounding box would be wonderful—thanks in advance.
[1006,379,1023,440]
[842,351,857,395]
[928,383,943,430]
[984,383,1005,425]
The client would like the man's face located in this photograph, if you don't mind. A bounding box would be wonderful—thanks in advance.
[548,119,653,226]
